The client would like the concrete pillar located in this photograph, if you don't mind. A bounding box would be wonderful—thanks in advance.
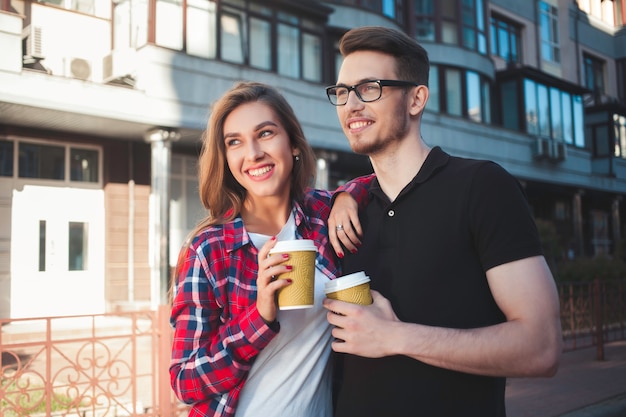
[144,127,180,307]
[316,157,329,190]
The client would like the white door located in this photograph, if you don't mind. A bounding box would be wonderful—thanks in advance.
[10,185,105,318]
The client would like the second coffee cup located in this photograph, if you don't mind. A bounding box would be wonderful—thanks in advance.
[324,271,373,305]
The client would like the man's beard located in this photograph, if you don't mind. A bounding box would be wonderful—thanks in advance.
[349,101,410,156]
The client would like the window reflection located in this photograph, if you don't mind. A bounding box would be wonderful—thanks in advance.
[68,222,88,271]
[0,141,13,177]
[19,143,65,180]
[70,148,99,183]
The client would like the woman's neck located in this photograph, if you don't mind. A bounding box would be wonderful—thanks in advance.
[241,196,292,236]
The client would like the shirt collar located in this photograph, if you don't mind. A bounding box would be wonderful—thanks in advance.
[369,146,450,201]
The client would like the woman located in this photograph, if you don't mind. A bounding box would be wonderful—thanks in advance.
[169,81,368,417]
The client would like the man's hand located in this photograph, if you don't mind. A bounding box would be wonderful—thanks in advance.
[323,290,400,357]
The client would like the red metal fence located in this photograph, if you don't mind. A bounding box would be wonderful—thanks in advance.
[1,280,625,416]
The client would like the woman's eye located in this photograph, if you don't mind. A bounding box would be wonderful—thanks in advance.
[225,138,240,147]
[259,129,273,138]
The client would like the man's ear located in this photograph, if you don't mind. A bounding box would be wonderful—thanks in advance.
[409,85,429,116]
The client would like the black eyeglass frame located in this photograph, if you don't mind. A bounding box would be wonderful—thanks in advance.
[325,79,420,106]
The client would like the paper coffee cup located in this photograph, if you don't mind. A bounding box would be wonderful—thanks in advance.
[324,271,372,305]
[269,239,317,310]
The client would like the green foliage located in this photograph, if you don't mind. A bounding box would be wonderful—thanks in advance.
[0,380,81,416]
[535,218,562,269]
[554,256,626,283]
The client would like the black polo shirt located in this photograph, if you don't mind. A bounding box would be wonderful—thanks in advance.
[335,147,543,417]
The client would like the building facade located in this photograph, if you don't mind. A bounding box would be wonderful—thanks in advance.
[0,0,625,318]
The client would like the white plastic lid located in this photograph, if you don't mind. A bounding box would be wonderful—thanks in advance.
[269,239,317,253]
[324,271,370,293]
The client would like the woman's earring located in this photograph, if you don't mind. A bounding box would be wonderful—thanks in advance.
[294,154,300,161]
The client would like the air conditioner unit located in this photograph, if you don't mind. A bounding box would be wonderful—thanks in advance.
[550,141,567,161]
[533,137,550,159]
[64,56,93,81]
[22,25,45,59]
[102,49,137,84]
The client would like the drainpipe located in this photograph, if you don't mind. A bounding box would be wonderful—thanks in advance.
[144,127,180,308]
[128,141,135,304]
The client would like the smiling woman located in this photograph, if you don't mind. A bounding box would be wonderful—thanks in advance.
[168,81,372,417]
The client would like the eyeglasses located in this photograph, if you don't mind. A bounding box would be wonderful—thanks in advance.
[325,79,419,106]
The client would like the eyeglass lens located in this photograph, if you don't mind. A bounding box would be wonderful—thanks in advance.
[330,81,381,105]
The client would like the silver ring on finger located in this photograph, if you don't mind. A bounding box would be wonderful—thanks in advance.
[336,224,344,232]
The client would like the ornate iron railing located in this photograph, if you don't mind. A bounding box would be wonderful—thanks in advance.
[1,281,625,416]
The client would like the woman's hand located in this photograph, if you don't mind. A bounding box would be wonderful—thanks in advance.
[328,192,363,258]
[256,237,293,324]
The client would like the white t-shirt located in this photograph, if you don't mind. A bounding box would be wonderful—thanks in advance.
[235,213,333,417]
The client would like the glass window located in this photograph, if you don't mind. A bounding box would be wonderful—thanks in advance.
[414,0,435,41]
[250,17,272,70]
[414,0,485,53]
[537,84,550,137]
[491,15,521,63]
[501,80,519,130]
[550,88,562,140]
[187,0,217,58]
[467,71,482,122]
[221,9,246,64]
[561,91,573,144]
[39,220,46,272]
[19,143,65,180]
[583,54,605,96]
[278,23,299,78]
[445,68,462,116]
[156,0,183,50]
[482,76,491,124]
[522,78,584,147]
[539,1,560,63]
[616,115,626,158]
[593,125,610,157]
[113,0,148,49]
[442,21,458,44]
[0,141,13,177]
[70,148,99,183]
[68,222,88,271]
[525,79,538,135]
[573,96,584,147]
[302,33,322,82]
[428,64,440,112]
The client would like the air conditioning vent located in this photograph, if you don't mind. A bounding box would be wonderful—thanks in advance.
[64,57,92,81]
[550,141,567,161]
[533,137,550,159]
[102,49,137,85]
[532,137,567,162]
[22,25,44,59]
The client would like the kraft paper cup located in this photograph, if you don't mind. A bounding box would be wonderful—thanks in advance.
[269,239,317,310]
[325,271,373,305]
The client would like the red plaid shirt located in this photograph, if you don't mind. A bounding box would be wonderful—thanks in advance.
[169,182,371,417]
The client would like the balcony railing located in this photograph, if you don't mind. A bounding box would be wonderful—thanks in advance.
[1,281,625,416]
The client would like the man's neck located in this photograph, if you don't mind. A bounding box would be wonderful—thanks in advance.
[370,137,431,202]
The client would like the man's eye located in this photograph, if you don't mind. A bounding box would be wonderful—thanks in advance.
[336,89,348,98]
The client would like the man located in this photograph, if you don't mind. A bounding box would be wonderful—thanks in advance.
[323,26,562,417]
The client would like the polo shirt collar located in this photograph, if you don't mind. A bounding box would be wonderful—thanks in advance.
[369,146,450,201]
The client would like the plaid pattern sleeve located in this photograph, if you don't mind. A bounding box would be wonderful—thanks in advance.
[169,222,278,417]
[334,173,375,209]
